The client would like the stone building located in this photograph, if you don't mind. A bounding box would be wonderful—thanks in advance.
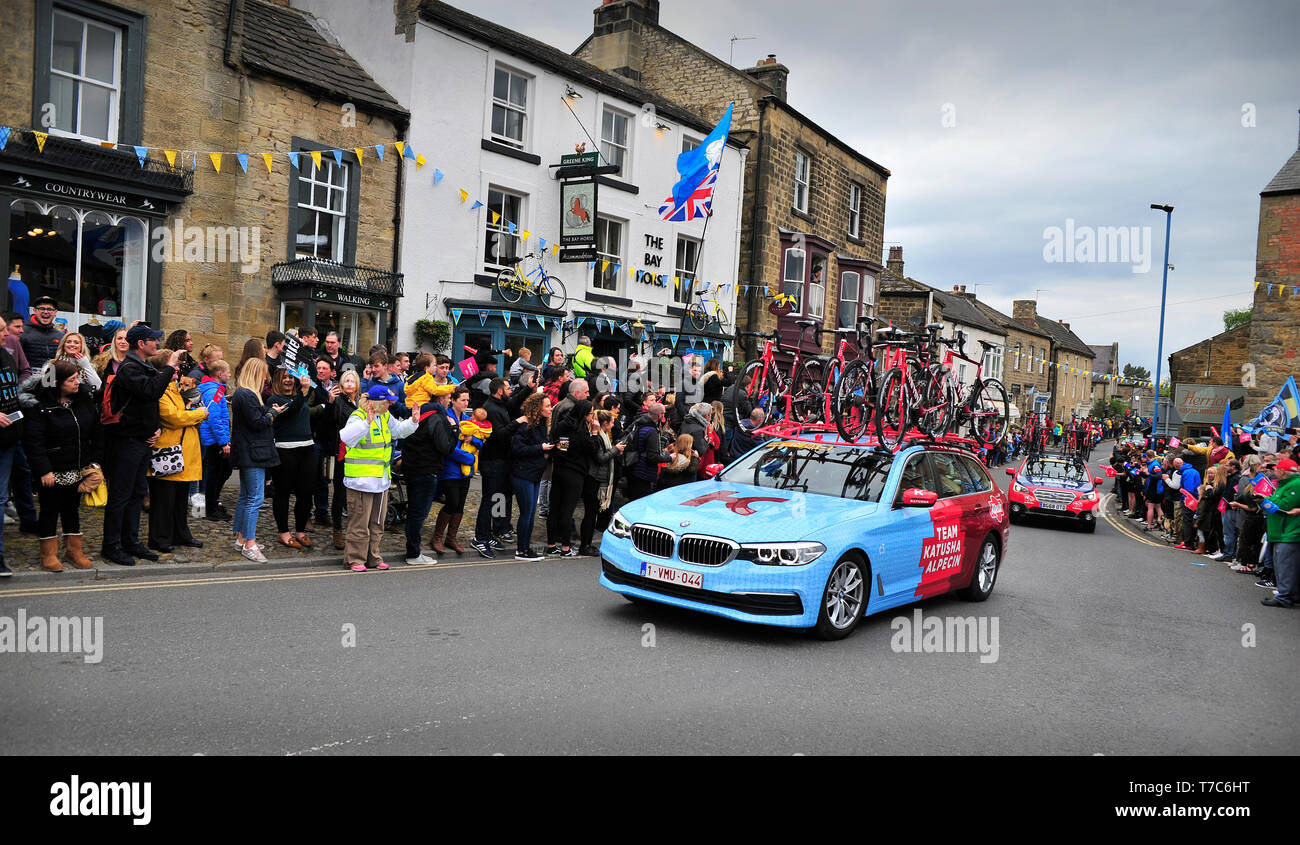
[1246,112,1300,411]
[1,0,407,353]
[1009,300,1096,421]
[1167,323,1252,391]
[299,0,745,366]
[971,300,1052,422]
[1089,342,1155,416]
[575,0,889,363]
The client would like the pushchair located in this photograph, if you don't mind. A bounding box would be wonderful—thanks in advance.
[384,447,409,530]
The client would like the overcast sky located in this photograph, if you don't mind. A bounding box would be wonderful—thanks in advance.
[449,0,1299,379]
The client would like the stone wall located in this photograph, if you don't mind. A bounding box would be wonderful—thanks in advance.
[1,0,401,352]
[1169,322,1252,388]
[1247,192,1300,409]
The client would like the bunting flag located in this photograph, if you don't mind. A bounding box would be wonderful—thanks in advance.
[309,150,322,170]
[551,244,559,256]
[459,189,469,204]
[376,144,385,161]
[601,260,610,273]
[33,131,48,153]
[619,321,632,336]
[209,152,222,173]
[491,211,501,226]
[287,152,300,169]
[669,334,679,349]
[433,168,444,185]
[471,200,484,211]
[236,152,249,174]
[519,312,529,329]
[354,147,365,164]
[450,308,463,326]
[0,127,9,151]
[134,146,148,167]
[507,222,517,235]
[393,142,405,159]
[415,154,427,169]
[262,152,273,173]
[403,143,417,162]
[538,237,547,251]
[521,230,531,242]
[478,309,489,327]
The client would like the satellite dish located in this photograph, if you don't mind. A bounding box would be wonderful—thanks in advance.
[908,316,923,327]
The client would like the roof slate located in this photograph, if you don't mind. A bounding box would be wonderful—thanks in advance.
[239,0,407,120]
[1262,147,1300,196]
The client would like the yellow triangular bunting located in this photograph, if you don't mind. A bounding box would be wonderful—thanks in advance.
[262,153,273,173]
[415,154,427,169]
[459,189,470,204]
[491,211,500,225]
[394,141,406,158]
[310,150,322,170]
[354,147,364,164]
[33,131,48,153]
[209,152,222,173]
[164,149,177,167]
[521,231,531,242]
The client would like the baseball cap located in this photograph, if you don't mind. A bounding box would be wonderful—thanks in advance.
[31,295,58,309]
[126,324,164,345]
[1275,458,1299,472]
[365,384,397,402]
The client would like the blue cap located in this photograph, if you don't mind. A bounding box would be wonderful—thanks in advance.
[126,324,164,346]
[365,384,397,402]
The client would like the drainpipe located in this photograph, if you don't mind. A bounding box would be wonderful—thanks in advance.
[390,124,406,349]
[745,99,769,360]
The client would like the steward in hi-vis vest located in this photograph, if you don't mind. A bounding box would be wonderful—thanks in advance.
[337,384,417,572]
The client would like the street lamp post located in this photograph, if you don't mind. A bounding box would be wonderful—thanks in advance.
[1150,204,1173,439]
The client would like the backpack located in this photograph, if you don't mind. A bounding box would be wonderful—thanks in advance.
[100,372,129,425]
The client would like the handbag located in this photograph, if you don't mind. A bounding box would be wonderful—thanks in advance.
[151,429,187,477]
[82,481,108,508]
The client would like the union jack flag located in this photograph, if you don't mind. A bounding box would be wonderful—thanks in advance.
[659,168,717,222]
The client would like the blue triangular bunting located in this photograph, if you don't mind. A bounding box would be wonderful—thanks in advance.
[287,152,300,169]
[479,309,489,326]
[669,334,679,349]
[450,308,462,326]
[331,149,343,167]
[236,152,249,173]
[502,310,512,328]
[471,200,484,210]
[403,143,417,161]
[433,168,444,185]
[134,146,148,167]
[375,145,385,161]
[0,127,10,151]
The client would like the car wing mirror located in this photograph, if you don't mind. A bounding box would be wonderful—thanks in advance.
[702,463,725,479]
[1005,468,1016,477]
[901,488,938,508]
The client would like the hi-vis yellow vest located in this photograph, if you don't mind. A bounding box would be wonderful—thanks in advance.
[344,409,392,480]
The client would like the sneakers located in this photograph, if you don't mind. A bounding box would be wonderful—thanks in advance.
[1210,552,1229,561]
[545,544,562,556]
[578,545,599,557]
[515,548,544,561]
[560,547,581,558]
[488,537,506,552]
[1255,578,1276,590]
[374,562,390,570]
[1230,563,1255,573]
[235,540,264,552]
[350,563,367,572]
[1260,596,1293,608]
[241,546,268,562]
[405,554,437,565]
[495,529,516,543]
[470,539,496,559]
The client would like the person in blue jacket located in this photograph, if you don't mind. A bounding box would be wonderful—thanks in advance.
[429,385,480,555]
[198,359,232,521]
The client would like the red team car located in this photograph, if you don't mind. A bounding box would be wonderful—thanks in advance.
[1005,454,1105,532]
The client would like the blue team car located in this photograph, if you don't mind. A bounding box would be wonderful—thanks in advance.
[599,436,1011,639]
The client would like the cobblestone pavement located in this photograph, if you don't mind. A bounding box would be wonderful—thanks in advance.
[0,473,566,573]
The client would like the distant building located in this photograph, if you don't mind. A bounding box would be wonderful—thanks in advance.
[1010,300,1096,420]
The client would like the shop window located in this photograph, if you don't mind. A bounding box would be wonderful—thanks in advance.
[284,301,378,358]
[8,199,146,325]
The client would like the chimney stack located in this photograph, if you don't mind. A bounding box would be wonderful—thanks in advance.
[886,246,904,276]
[587,1,661,82]
[1012,299,1038,327]
[744,53,789,102]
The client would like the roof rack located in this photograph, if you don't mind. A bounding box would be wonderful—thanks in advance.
[752,422,989,457]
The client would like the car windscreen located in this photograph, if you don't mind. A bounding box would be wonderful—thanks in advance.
[718,442,893,502]
[1019,458,1089,483]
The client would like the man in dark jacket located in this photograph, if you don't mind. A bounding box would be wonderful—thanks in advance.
[319,330,364,376]
[20,295,65,371]
[472,379,520,557]
[0,345,27,575]
[101,325,181,566]
[728,408,768,462]
[400,391,455,565]
[625,403,673,501]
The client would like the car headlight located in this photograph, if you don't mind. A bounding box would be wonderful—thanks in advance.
[1082,491,1097,501]
[1012,483,1027,493]
[736,542,826,566]
[608,511,632,539]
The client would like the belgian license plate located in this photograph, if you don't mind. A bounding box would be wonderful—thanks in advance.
[641,562,703,589]
[1041,501,1068,511]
